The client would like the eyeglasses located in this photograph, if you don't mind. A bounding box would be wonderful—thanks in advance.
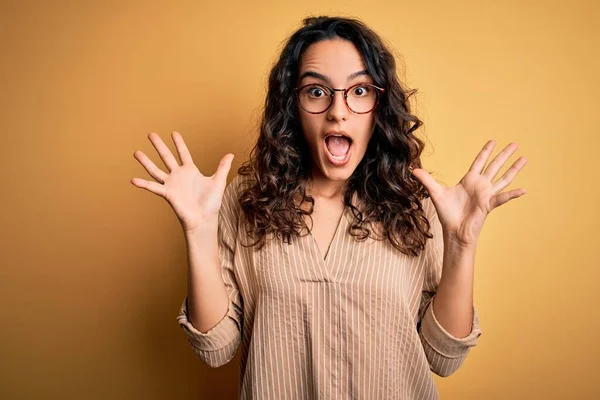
[293,83,386,114]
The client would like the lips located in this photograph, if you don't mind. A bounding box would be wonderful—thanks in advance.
[324,130,353,143]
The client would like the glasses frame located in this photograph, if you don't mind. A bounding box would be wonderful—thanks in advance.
[293,82,386,115]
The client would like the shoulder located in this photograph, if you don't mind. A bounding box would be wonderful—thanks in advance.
[222,174,255,215]
[224,174,253,198]
[220,174,257,235]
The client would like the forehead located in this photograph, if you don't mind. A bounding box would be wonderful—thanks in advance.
[299,39,367,79]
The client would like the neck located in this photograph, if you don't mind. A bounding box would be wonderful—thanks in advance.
[305,171,346,201]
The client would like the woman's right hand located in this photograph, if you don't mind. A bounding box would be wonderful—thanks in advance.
[130,131,235,233]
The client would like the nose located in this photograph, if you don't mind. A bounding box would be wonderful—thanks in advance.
[326,90,348,122]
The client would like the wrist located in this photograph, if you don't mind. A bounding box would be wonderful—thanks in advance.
[443,230,478,250]
[184,219,218,237]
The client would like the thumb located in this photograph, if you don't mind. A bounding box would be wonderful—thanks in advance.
[412,168,441,196]
[213,153,235,182]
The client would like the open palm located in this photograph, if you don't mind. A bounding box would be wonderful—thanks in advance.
[131,131,235,232]
[412,140,528,246]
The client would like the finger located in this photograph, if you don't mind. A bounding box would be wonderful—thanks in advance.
[133,150,168,183]
[468,140,496,175]
[130,177,167,198]
[148,132,180,172]
[212,153,235,182]
[490,188,527,209]
[172,131,195,166]
[492,156,528,193]
[483,142,519,181]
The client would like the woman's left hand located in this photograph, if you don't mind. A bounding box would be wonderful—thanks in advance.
[411,140,528,247]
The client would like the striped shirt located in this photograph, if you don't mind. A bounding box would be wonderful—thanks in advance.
[177,174,482,399]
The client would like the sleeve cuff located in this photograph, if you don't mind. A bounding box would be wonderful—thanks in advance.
[420,296,482,358]
[176,296,241,352]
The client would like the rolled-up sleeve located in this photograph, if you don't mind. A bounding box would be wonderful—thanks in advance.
[417,197,482,377]
[176,175,245,368]
[177,295,242,367]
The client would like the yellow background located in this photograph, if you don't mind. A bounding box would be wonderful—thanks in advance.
[1,0,598,399]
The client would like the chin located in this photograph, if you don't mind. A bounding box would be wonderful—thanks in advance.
[319,162,356,181]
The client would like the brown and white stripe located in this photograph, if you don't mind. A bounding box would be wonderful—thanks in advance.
[178,174,482,399]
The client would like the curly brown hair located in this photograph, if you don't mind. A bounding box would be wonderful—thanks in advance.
[236,15,436,257]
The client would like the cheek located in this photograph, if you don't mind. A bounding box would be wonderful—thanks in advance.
[357,116,376,142]
[298,113,323,144]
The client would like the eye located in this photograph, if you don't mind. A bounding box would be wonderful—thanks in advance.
[307,86,327,98]
[351,85,371,97]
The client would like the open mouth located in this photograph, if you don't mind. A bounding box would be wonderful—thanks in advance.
[324,134,352,165]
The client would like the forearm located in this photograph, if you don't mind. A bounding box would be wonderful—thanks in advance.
[184,221,229,334]
[433,232,477,338]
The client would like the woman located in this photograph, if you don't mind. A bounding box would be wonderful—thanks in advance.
[131,16,527,399]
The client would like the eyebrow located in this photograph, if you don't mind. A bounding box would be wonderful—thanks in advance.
[298,69,370,84]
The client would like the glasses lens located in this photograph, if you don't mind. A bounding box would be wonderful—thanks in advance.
[297,84,380,113]
[346,84,378,113]
[298,84,332,113]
